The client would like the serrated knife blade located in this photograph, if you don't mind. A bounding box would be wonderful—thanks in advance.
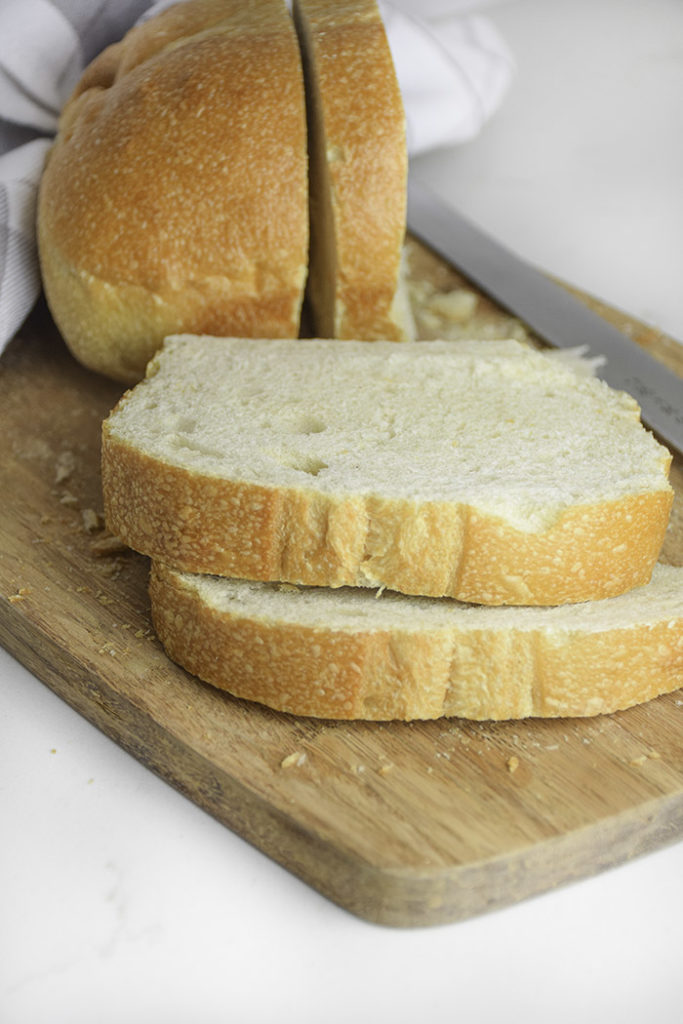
[407,177,683,455]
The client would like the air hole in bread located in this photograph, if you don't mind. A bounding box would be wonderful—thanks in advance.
[277,454,329,477]
[170,435,224,460]
[176,417,197,434]
[294,415,327,435]
[271,411,327,435]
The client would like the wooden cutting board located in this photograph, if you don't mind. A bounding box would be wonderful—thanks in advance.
[2,236,682,928]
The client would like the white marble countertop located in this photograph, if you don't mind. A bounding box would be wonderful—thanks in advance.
[2,2,682,1022]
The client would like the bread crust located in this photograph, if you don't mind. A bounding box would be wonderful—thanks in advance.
[292,0,409,340]
[149,562,683,720]
[102,426,673,605]
[37,0,308,382]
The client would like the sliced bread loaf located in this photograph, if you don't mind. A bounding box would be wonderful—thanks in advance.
[149,561,683,721]
[292,0,412,340]
[37,0,309,383]
[101,335,673,605]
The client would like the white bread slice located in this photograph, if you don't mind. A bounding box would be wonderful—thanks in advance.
[149,561,683,721]
[101,335,673,605]
[292,0,412,340]
[37,0,308,383]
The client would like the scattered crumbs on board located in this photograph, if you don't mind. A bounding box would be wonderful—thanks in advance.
[81,508,103,533]
[280,751,307,770]
[54,449,77,483]
[629,751,662,767]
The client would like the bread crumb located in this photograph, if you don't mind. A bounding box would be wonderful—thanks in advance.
[91,533,128,557]
[630,751,661,766]
[378,762,394,776]
[280,751,307,769]
[427,288,478,323]
[507,755,520,774]
[97,560,122,579]
[55,450,76,483]
[59,491,79,507]
[8,587,31,603]
[416,309,441,332]
[81,508,103,533]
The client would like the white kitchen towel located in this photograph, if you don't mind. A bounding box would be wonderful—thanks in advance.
[0,0,515,352]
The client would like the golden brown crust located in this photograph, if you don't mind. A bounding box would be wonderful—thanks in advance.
[37,0,308,382]
[148,562,683,720]
[102,425,673,605]
[293,0,408,340]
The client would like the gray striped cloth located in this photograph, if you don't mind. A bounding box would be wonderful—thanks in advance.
[0,0,513,353]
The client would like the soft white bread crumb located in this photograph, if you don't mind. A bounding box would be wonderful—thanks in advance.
[102,335,673,605]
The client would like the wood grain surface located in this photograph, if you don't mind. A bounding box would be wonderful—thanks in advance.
[1,237,682,927]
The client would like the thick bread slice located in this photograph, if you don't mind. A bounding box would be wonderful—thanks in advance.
[37,0,308,383]
[292,0,412,340]
[101,335,673,605]
[149,561,683,721]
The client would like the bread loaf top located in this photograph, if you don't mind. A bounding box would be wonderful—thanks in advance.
[37,0,309,382]
[102,335,673,605]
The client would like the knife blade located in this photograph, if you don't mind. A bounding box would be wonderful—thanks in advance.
[407,178,683,456]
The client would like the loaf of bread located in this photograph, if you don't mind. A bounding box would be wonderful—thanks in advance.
[101,335,673,605]
[292,0,412,340]
[37,0,309,383]
[149,561,683,720]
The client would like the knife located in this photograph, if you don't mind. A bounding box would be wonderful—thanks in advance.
[407,177,683,456]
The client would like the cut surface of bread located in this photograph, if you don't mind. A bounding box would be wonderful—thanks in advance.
[292,0,411,340]
[149,561,683,721]
[102,335,673,605]
[37,0,308,383]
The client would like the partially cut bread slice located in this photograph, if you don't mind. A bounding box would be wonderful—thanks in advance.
[101,335,673,605]
[149,561,683,721]
[292,0,412,340]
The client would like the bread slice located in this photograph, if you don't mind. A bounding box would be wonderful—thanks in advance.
[101,335,673,605]
[292,0,412,340]
[37,0,308,383]
[149,561,683,721]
